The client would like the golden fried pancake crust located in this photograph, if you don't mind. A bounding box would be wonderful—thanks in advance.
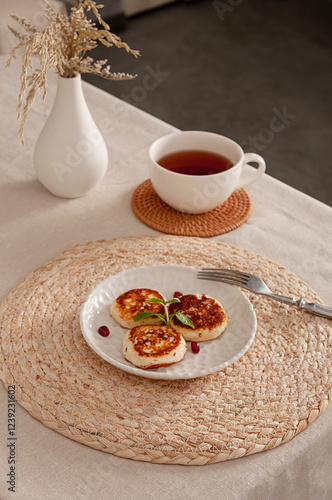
[169,294,229,341]
[110,288,165,328]
[123,325,187,369]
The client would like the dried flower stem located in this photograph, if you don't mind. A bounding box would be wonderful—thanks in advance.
[7,0,140,144]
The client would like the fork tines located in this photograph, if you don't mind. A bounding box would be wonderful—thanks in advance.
[197,268,249,285]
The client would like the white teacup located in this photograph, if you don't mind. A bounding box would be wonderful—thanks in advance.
[149,131,266,214]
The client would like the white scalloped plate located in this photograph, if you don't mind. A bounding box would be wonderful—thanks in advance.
[80,265,257,380]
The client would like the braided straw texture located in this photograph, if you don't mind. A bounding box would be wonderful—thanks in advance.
[0,236,331,465]
[131,180,252,236]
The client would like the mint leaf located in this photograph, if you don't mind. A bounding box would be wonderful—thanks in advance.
[170,312,195,329]
[165,298,181,305]
[134,311,165,322]
[134,297,194,329]
[148,298,165,304]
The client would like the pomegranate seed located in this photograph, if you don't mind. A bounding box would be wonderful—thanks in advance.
[191,342,200,354]
[98,325,110,337]
[173,291,182,298]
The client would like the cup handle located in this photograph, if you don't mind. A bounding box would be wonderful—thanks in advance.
[236,152,266,189]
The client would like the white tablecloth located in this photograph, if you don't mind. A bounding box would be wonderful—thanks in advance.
[0,1,67,56]
[1,57,332,500]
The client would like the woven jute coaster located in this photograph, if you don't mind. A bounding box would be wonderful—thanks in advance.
[131,179,252,237]
[0,236,331,465]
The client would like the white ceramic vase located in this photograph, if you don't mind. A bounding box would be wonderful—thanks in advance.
[34,74,108,198]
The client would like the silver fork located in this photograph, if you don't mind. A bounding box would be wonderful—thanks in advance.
[197,268,332,319]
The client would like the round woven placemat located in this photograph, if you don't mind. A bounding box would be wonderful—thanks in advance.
[0,236,331,465]
[131,179,252,236]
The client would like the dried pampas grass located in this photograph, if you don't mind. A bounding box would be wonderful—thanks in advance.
[7,0,140,144]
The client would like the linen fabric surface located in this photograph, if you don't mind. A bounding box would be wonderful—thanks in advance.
[0,1,67,56]
[0,57,332,500]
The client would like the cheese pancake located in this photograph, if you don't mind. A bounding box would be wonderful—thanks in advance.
[169,294,229,342]
[110,288,165,329]
[123,325,187,369]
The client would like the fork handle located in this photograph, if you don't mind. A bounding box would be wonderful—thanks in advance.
[298,300,332,319]
[269,293,298,306]
[270,293,332,319]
